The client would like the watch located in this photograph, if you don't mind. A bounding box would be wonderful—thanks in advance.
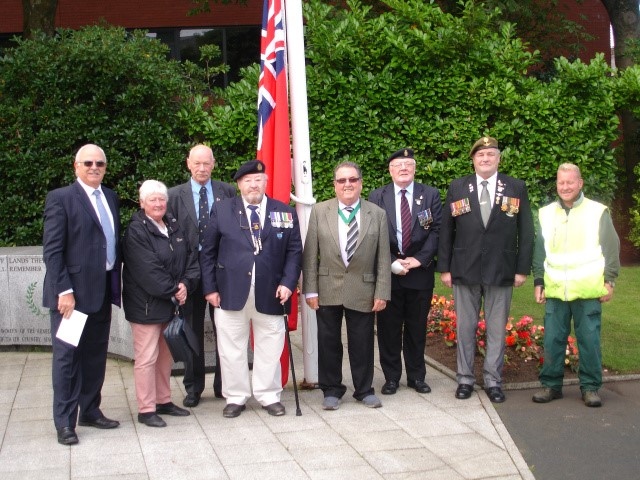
[605,280,615,288]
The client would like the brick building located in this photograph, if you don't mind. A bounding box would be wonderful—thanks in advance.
[0,0,613,82]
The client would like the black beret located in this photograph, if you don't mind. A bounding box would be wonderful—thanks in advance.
[387,148,414,164]
[233,160,266,181]
[469,136,499,157]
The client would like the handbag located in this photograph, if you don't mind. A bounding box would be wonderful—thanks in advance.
[163,299,200,363]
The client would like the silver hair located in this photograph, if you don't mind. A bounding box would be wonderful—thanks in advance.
[74,144,106,163]
[139,180,168,203]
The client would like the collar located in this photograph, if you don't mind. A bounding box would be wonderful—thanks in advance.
[338,199,361,211]
[190,178,211,195]
[394,182,414,196]
[475,172,498,187]
[558,191,585,210]
[76,178,103,197]
[243,195,268,212]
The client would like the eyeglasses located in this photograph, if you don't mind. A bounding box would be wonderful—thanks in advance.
[334,177,361,184]
[78,161,106,168]
[389,161,416,169]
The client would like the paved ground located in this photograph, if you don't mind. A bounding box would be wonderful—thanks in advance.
[495,379,640,480]
[0,327,533,480]
[4,328,639,480]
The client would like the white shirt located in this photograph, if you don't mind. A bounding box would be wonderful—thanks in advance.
[394,182,414,254]
[476,172,498,208]
[243,195,268,285]
[77,178,115,270]
[338,199,361,267]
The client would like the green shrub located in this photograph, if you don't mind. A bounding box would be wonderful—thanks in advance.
[0,26,207,245]
[200,0,622,209]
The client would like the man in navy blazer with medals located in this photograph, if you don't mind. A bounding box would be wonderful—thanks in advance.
[437,137,534,403]
[200,160,302,418]
[167,144,236,407]
[368,148,442,395]
[43,144,121,445]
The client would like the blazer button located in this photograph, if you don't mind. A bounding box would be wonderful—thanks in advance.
[248,271,252,276]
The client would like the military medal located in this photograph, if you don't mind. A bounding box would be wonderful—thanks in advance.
[450,198,471,217]
[418,208,433,229]
[501,196,520,216]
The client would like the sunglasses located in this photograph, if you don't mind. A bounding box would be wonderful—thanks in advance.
[79,161,106,168]
[334,177,361,185]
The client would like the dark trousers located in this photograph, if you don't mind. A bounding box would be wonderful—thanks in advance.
[183,283,221,396]
[539,298,602,392]
[317,305,375,401]
[377,287,432,383]
[50,284,112,429]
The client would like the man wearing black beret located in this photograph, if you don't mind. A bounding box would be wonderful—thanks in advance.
[369,148,442,395]
[200,160,303,418]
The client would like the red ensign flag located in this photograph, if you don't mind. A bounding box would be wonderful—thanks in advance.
[257,0,297,385]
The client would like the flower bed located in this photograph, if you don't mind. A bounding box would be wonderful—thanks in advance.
[427,295,579,373]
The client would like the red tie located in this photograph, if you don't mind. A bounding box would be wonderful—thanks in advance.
[400,189,411,254]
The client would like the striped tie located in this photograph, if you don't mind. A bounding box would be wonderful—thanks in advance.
[345,206,358,263]
[400,189,411,253]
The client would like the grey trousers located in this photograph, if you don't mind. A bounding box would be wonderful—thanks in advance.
[453,284,513,387]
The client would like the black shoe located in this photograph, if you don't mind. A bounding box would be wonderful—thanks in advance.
[408,380,432,394]
[78,415,120,429]
[223,403,246,418]
[485,386,506,403]
[262,402,286,416]
[57,427,78,445]
[183,392,201,408]
[455,384,474,399]
[381,380,399,395]
[137,413,167,428]
[156,402,190,416]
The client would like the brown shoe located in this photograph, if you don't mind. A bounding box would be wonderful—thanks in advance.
[532,388,563,403]
[582,390,602,407]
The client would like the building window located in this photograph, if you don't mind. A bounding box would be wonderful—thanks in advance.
[147,26,260,87]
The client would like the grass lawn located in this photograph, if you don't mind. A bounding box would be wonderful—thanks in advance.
[433,265,640,374]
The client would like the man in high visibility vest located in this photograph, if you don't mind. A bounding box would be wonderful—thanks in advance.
[532,163,620,407]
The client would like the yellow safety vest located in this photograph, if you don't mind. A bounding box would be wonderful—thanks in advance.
[539,197,608,301]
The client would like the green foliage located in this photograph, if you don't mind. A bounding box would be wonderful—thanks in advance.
[200,0,622,207]
[0,26,206,245]
[3,1,640,249]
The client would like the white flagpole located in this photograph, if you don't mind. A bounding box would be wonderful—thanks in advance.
[284,0,317,386]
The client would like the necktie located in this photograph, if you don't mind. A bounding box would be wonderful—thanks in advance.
[248,205,261,241]
[198,186,209,247]
[345,206,358,263]
[480,180,491,227]
[93,190,115,266]
[400,189,411,253]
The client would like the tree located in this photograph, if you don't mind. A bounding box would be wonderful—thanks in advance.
[22,0,58,39]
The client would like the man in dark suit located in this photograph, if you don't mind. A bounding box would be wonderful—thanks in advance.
[167,144,236,408]
[43,144,121,445]
[369,148,442,395]
[302,162,391,411]
[200,160,302,418]
[437,136,534,403]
